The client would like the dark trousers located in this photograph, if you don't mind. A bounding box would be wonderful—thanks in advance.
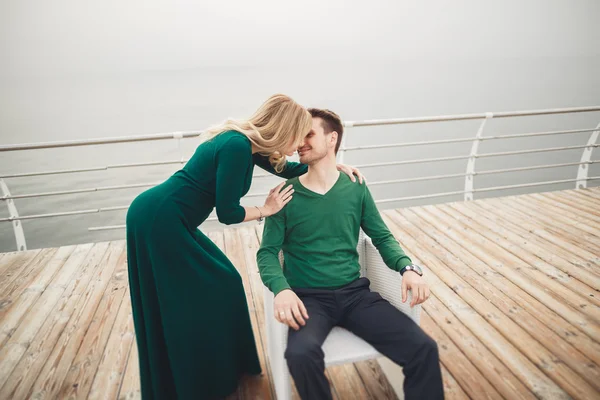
[285,278,444,400]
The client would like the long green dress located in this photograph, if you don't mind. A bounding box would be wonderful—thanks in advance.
[126,130,307,399]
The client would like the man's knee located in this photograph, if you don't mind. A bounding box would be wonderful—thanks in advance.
[414,334,439,362]
[285,337,324,368]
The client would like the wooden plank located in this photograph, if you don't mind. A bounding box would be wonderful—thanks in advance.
[440,364,469,400]
[531,192,600,226]
[27,241,123,399]
[0,249,41,290]
[87,286,135,400]
[210,230,225,251]
[238,227,277,395]
[117,339,141,400]
[515,196,600,254]
[385,207,600,366]
[403,206,600,342]
[326,364,370,399]
[59,244,129,399]
[0,244,92,389]
[467,198,600,282]
[385,210,600,397]
[0,245,75,348]
[449,201,600,306]
[223,228,271,399]
[540,190,600,228]
[473,198,600,281]
[0,251,11,274]
[0,241,111,399]
[549,191,600,218]
[542,190,600,222]
[575,187,600,202]
[439,202,600,307]
[402,291,534,399]
[422,204,600,323]
[421,312,502,399]
[511,196,600,250]
[384,211,549,399]
[354,360,398,400]
[0,248,54,307]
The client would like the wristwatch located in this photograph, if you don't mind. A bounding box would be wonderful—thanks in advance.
[400,264,423,276]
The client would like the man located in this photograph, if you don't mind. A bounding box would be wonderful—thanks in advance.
[256,108,444,400]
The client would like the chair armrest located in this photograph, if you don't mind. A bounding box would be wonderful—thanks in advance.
[363,237,421,325]
[263,285,290,392]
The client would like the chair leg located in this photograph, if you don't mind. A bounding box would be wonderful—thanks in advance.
[272,368,292,400]
[283,373,292,400]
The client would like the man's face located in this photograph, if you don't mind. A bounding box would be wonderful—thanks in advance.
[297,118,335,165]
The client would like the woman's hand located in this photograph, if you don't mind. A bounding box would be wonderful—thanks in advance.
[336,164,365,184]
[263,182,294,216]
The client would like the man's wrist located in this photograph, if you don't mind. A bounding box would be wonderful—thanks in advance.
[400,264,423,276]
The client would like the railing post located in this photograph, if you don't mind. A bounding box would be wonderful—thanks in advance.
[173,132,185,163]
[338,122,353,164]
[464,113,493,201]
[576,122,600,189]
[0,178,27,251]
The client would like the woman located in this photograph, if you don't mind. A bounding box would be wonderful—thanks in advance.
[126,94,362,400]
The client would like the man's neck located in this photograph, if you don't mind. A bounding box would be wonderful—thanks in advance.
[299,155,339,195]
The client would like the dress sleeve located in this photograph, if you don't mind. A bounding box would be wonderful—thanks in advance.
[252,154,308,179]
[214,135,252,225]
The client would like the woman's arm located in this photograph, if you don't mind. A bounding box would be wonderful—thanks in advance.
[252,154,308,179]
[242,182,294,222]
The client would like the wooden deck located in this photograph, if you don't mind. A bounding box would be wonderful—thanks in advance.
[0,187,598,399]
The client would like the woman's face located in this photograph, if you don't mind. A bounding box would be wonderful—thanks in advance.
[282,129,308,157]
[282,138,297,157]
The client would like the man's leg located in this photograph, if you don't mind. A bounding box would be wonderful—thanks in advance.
[339,280,444,400]
[285,294,337,400]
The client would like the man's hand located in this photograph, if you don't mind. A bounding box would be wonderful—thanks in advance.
[402,271,430,307]
[274,289,309,330]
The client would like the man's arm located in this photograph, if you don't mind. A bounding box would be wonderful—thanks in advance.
[360,185,431,307]
[256,209,291,295]
[257,209,309,329]
[360,185,412,272]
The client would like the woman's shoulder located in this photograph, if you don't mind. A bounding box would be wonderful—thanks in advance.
[213,130,250,147]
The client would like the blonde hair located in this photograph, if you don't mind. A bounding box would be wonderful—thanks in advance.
[203,94,312,172]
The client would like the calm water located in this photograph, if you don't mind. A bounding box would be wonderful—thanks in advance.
[1,57,599,251]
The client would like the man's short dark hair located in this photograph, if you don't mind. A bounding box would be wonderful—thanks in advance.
[308,108,344,154]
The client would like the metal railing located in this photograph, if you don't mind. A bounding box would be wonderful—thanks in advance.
[1,105,599,251]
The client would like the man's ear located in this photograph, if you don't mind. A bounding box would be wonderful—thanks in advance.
[330,131,338,148]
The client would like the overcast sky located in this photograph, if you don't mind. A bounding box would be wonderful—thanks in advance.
[2,0,599,77]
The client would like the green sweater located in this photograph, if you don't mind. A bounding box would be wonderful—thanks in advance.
[257,173,413,295]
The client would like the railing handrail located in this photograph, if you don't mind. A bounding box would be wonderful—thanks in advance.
[1,105,599,250]
[1,105,599,152]
[343,106,600,127]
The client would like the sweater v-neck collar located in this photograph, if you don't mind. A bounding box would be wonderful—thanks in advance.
[296,172,342,197]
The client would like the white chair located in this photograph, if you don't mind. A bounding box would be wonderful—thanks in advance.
[263,230,422,400]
